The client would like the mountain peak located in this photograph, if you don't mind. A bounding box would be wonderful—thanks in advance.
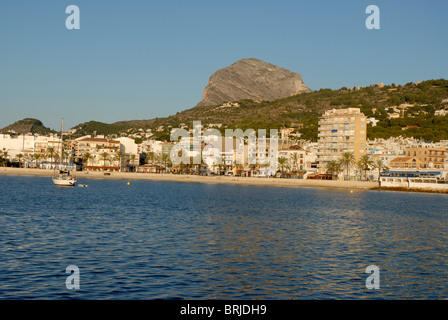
[0,118,55,135]
[197,58,311,107]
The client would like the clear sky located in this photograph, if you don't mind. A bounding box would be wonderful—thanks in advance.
[0,0,447,130]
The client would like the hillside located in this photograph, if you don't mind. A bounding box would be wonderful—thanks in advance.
[0,118,56,135]
[116,79,448,142]
[50,79,448,143]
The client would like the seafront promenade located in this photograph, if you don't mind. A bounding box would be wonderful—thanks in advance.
[0,167,377,190]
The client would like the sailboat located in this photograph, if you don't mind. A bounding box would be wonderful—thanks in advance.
[52,118,77,186]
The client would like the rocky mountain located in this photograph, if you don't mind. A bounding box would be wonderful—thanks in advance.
[0,118,56,135]
[196,58,311,107]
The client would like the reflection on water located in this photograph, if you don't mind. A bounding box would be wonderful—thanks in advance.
[0,176,447,299]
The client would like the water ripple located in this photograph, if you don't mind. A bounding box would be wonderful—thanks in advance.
[0,176,447,299]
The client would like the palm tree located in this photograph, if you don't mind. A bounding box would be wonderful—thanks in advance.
[2,151,9,166]
[373,159,389,181]
[160,153,170,173]
[54,153,60,169]
[326,160,341,180]
[46,147,55,168]
[100,152,110,170]
[277,156,289,177]
[179,161,186,174]
[212,156,225,175]
[83,152,92,171]
[116,151,124,172]
[33,153,41,167]
[358,155,374,180]
[193,155,204,175]
[339,152,356,180]
[62,151,70,166]
[15,154,24,168]
[290,153,300,173]
[1,151,8,166]
[145,151,156,165]
[153,154,161,166]
[128,154,138,172]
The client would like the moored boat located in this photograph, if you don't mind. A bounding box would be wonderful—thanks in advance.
[52,118,77,187]
[52,170,77,186]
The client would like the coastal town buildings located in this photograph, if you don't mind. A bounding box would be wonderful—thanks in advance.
[389,146,447,170]
[2,118,447,179]
[0,134,67,168]
[278,145,318,178]
[368,137,448,175]
[73,136,121,171]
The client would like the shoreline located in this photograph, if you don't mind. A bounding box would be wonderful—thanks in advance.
[0,167,377,190]
[370,186,448,194]
[2,168,446,193]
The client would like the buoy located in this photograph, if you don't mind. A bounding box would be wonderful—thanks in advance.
[350,190,354,194]
[127,182,130,186]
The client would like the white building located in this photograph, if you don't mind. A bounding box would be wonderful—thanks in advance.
[0,134,62,167]
[116,137,139,155]
[435,109,448,117]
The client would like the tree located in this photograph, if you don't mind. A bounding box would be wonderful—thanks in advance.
[290,153,300,173]
[83,152,92,171]
[46,147,55,168]
[62,151,70,166]
[145,151,156,165]
[212,156,225,175]
[358,155,374,180]
[160,153,170,172]
[2,151,9,167]
[116,151,124,172]
[0,151,9,166]
[33,153,41,167]
[15,153,24,168]
[100,152,110,170]
[373,159,389,181]
[277,156,289,176]
[326,160,341,180]
[339,152,356,180]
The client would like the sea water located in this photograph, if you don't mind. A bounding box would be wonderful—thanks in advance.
[0,175,447,299]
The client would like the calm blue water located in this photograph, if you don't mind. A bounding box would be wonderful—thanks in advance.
[0,175,447,300]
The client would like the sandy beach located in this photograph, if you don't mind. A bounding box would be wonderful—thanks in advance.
[0,167,378,190]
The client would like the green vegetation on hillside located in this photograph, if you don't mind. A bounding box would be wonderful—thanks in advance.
[63,78,448,142]
[0,118,56,135]
[71,121,130,138]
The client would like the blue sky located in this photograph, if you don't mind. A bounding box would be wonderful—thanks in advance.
[0,0,447,130]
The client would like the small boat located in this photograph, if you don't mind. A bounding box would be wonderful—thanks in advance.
[78,184,88,188]
[53,170,77,186]
[52,118,77,187]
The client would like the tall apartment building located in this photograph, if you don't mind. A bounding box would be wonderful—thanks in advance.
[317,108,367,174]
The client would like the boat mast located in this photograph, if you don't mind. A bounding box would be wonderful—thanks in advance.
[60,118,64,170]
[56,118,64,171]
